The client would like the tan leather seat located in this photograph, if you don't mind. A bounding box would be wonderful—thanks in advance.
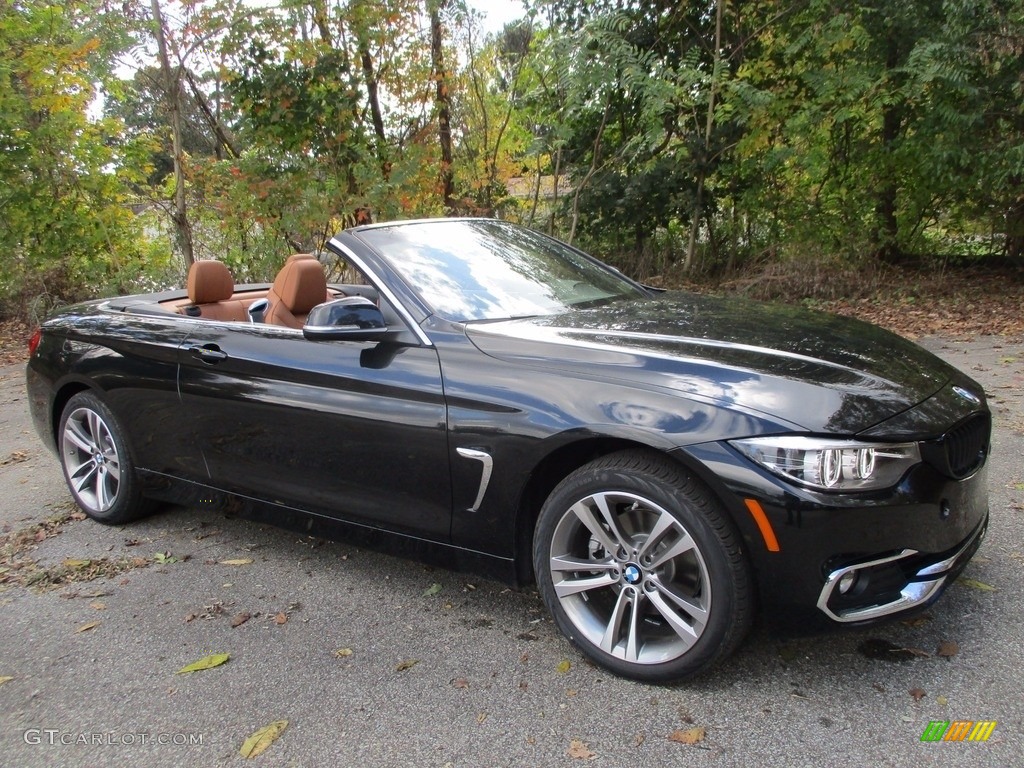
[286,252,337,302]
[185,260,247,321]
[264,258,328,329]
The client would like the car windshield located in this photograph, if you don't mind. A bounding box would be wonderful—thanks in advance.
[354,220,648,322]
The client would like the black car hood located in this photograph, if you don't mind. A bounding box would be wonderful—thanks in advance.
[464,292,963,435]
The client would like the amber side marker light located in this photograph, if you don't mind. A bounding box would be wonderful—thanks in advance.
[28,328,42,357]
[744,498,780,552]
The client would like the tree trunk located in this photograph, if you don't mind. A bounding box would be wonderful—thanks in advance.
[1005,181,1024,261]
[151,0,194,266]
[360,45,388,173]
[183,68,240,159]
[429,0,455,212]
[873,30,903,263]
[684,0,723,272]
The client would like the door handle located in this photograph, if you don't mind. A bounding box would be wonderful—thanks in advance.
[188,344,228,364]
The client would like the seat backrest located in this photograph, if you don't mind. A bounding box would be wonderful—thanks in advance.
[265,258,328,329]
[185,260,247,322]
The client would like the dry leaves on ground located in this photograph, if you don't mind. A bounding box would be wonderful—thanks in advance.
[668,727,706,745]
[567,739,596,760]
[239,720,288,759]
[176,653,230,675]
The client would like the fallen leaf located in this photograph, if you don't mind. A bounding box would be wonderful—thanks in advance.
[396,659,420,672]
[220,558,253,566]
[239,720,288,759]
[176,653,230,674]
[184,613,197,623]
[334,648,354,658]
[231,613,251,628]
[452,677,469,689]
[567,739,596,759]
[909,687,926,701]
[75,620,100,633]
[153,552,179,564]
[632,733,645,747]
[937,640,959,659]
[89,601,106,610]
[556,660,572,674]
[958,577,997,591]
[274,612,288,625]
[668,726,706,745]
[477,712,488,724]
[566,688,578,697]
[872,683,886,693]
[63,559,91,569]
[937,695,949,706]
[0,676,13,686]
[423,582,442,596]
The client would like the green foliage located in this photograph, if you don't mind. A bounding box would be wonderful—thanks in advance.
[0,1,172,318]
[5,0,1023,315]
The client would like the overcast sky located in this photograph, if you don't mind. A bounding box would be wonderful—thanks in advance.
[467,0,526,33]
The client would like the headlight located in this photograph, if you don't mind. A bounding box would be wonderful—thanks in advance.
[731,436,921,491]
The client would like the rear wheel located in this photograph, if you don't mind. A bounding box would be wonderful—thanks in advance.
[58,391,153,524]
[534,450,752,682]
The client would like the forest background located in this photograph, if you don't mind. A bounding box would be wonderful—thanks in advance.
[2,0,1022,347]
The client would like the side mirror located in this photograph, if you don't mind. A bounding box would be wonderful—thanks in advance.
[303,296,388,341]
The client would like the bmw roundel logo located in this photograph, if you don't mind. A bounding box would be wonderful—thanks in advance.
[952,386,981,405]
[623,564,642,584]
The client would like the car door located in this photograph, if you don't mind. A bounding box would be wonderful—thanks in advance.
[176,320,451,541]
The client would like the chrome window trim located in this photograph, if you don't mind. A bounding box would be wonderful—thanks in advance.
[327,237,433,347]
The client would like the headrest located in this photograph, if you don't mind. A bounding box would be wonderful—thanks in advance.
[187,260,234,304]
[272,258,327,314]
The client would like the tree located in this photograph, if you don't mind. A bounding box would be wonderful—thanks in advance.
[0,0,169,312]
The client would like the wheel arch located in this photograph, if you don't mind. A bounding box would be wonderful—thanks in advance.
[50,380,95,446]
[513,437,750,586]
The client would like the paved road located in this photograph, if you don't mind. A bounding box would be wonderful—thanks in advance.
[1,336,1022,767]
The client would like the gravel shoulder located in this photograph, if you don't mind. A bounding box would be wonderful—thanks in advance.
[1,334,1022,767]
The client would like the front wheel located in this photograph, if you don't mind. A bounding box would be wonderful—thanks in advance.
[58,391,154,524]
[534,450,752,682]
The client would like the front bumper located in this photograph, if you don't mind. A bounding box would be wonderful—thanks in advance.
[675,442,990,627]
[816,513,987,622]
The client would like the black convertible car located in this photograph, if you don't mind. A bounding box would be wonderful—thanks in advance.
[26,219,990,681]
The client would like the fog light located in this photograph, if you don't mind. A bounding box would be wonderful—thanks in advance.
[838,571,858,594]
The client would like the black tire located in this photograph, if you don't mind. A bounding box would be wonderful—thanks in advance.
[533,449,752,682]
[57,391,154,524]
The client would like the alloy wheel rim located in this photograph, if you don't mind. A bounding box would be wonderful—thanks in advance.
[62,407,121,513]
[549,491,711,665]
